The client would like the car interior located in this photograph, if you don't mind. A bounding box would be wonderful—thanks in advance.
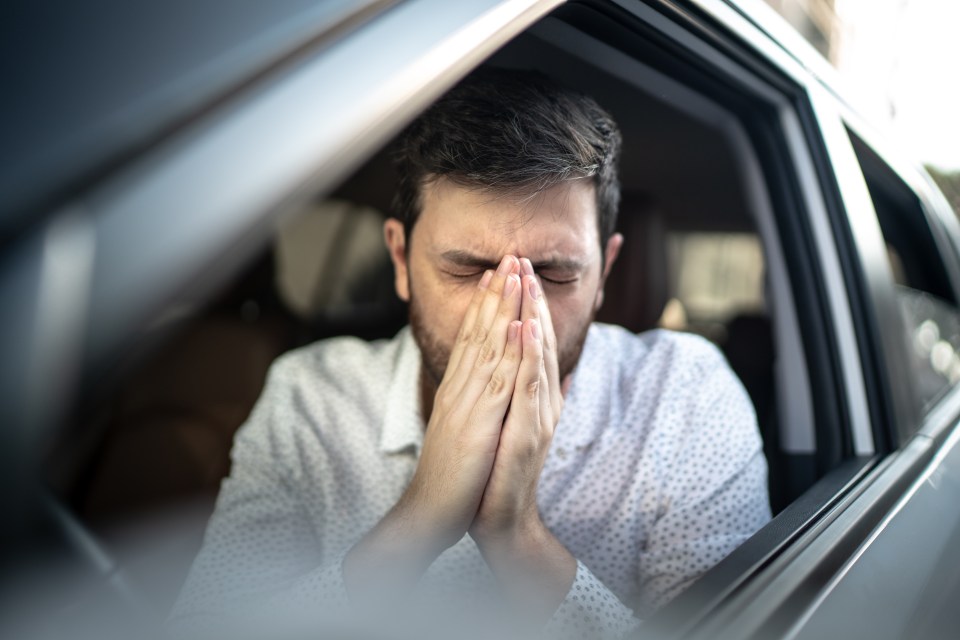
[42,8,847,624]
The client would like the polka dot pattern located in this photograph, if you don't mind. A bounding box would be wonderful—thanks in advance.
[170,324,770,637]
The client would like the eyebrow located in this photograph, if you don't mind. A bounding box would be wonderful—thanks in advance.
[439,250,587,272]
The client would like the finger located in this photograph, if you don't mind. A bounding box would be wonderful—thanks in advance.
[538,344,553,435]
[520,271,562,414]
[457,271,523,403]
[519,257,535,278]
[444,269,494,380]
[526,317,553,433]
[506,319,544,434]
[448,256,520,390]
[538,289,563,413]
[457,256,518,368]
[519,262,538,325]
[472,320,523,423]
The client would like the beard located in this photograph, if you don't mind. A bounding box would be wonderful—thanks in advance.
[408,291,453,389]
[408,288,594,391]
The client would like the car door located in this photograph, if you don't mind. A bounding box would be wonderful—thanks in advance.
[775,80,960,640]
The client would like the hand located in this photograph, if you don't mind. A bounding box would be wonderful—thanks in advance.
[344,255,524,595]
[470,258,563,542]
[469,258,575,617]
[400,254,525,550]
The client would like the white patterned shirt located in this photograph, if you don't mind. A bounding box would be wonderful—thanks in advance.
[171,323,770,637]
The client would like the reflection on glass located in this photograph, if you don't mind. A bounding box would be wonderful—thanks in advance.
[914,319,939,355]
[898,285,960,412]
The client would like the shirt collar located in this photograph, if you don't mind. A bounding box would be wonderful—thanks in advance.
[379,327,426,455]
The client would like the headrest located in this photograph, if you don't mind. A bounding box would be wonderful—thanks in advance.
[595,195,670,333]
[274,200,394,322]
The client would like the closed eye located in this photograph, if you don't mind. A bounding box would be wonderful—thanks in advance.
[442,270,578,285]
[444,270,484,280]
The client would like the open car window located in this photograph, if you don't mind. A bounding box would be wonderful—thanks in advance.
[53,0,828,622]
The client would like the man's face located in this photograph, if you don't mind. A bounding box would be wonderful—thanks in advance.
[385,177,621,387]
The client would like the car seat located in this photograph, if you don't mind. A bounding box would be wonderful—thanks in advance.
[595,194,670,332]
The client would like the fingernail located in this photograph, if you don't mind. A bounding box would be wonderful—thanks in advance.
[503,274,518,298]
[497,255,515,276]
[508,321,520,342]
[479,270,493,289]
[520,258,534,277]
[527,276,540,300]
[530,319,540,340]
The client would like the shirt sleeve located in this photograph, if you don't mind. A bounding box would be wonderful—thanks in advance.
[639,340,772,612]
[167,358,351,636]
[544,560,641,639]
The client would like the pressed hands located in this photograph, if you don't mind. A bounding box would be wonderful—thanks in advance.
[344,255,576,620]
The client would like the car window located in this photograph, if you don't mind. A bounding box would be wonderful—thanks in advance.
[55,39,780,617]
[847,128,960,420]
[926,166,960,220]
[30,3,880,635]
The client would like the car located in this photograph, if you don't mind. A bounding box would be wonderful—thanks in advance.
[2,0,959,638]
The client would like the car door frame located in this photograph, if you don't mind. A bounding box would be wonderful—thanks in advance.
[642,0,960,637]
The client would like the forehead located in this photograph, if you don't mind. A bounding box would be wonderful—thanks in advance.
[415,178,600,261]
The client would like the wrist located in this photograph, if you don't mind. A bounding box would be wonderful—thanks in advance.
[382,490,458,561]
[472,512,549,563]
[395,471,476,554]
[343,495,450,600]
[472,515,577,620]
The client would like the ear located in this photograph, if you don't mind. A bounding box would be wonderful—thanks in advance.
[594,232,623,311]
[383,218,410,302]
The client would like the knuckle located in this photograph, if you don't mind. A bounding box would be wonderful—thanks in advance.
[477,341,498,364]
[435,393,453,414]
[545,420,557,439]
[526,379,540,399]
[487,373,507,396]
[472,325,489,345]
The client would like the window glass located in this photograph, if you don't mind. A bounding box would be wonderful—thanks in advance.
[848,130,960,414]
[898,286,960,402]
[927,166,960,220]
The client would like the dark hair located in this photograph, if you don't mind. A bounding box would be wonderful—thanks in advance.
[392,68,621,253]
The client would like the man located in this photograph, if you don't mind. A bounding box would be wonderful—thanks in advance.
[171,69,770,637]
